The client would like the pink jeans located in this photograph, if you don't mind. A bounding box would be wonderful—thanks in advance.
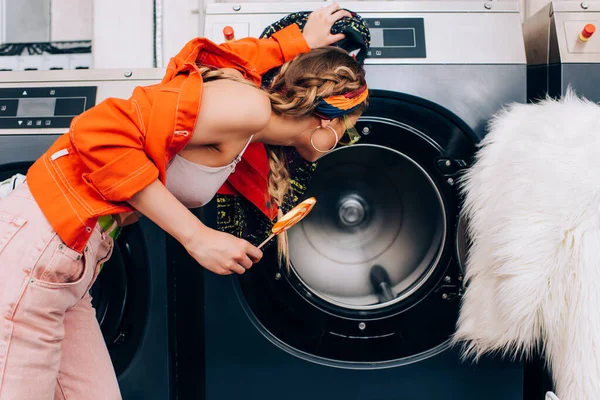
[0,182,122,400]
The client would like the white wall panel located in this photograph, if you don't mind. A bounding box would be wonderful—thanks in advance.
[92,0,154,68]
[161,0,202,68]
[51,0,92,42]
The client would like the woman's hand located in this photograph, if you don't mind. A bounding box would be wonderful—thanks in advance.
[128,179,262,275]
[184,228,263,275]
[302,3,352,48]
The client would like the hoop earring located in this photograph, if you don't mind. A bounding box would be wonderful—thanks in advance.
[310,126,339,153]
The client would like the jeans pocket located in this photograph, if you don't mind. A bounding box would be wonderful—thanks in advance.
[33,239,86,289]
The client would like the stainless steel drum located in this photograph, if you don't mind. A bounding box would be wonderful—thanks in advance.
[289,144,446,310]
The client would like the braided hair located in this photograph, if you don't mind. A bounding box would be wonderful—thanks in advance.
[198,46,368,269]
[263,47,368,268]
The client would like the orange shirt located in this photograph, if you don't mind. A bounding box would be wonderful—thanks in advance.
[26,25,311,252]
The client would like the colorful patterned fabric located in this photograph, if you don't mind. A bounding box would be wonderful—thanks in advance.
[216,147,317,251]
[314,83,369,119]
[260,9,371,62]
[260,9,371,88]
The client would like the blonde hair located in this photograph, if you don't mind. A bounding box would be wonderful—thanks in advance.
[198,47,368,269]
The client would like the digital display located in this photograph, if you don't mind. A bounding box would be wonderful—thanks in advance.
[16,98,56,117]
[0,86,97,129]
[370,29,385,48]
[370,28,416,48]
[384,29,416,47]
[364,18,426,59]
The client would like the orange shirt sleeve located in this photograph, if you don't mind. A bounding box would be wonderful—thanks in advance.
[210,24,311,77]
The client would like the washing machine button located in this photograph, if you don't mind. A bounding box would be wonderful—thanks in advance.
[223,26,235,42]
[579,24,596,41]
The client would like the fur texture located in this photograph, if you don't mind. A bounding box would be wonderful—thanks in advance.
[452,89,600,400]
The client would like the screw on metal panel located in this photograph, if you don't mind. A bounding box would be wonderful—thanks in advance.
[358,322,366,330]
[124,71,132,78]
[447,178,455,185]
[275,273,281,280]
[445,160,452,167]
[581,2,589,9]
[361,126,370,135]
[442,293,449,300]
[232,5,241,11]
[484,2,492,9]
[444,276,451,283]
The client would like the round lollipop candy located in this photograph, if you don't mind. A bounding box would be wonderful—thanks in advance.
[258,197,317,249]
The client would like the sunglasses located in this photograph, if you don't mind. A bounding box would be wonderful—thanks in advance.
[338,115,361,146]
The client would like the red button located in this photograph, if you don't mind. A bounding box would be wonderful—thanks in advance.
[223,26,235,41]
[581,24,596,40]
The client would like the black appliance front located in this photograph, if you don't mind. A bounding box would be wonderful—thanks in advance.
[174,91,525,399]
[0,134,174,400]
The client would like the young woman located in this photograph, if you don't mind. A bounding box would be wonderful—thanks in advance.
[0,3,369,399]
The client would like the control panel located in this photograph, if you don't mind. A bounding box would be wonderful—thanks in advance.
[203,2,525,65]
[364,18,425,59]
[0,69,164,135]
[211,17,426,59]
[0,86,96,129]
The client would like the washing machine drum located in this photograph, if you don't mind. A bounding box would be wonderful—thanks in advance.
[236,91,476,367]
[288,143,446,311]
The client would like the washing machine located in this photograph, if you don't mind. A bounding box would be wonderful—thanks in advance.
[0,69,175,399]
[522,2,600,397]
[525,0,600,102]
[169,1,530,399]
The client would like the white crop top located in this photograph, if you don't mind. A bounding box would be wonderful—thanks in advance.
[165,136,253,209]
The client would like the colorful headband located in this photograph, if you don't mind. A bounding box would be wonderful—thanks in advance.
[314,84,369,119]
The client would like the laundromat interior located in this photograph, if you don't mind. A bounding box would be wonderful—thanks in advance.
[0,0,599,399]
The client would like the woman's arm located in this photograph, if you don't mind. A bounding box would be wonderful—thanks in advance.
[215,4,351,75]
[129,179,262,275]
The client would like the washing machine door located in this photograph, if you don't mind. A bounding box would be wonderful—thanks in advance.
[235,90,476,368]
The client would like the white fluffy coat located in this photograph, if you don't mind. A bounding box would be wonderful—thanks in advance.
[452,90,600,400]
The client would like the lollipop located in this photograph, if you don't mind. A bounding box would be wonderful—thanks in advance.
[258,197,317,249]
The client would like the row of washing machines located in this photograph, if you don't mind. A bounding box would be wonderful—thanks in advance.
[0,1,596,399]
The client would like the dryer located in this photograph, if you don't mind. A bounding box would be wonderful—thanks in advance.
[172,1,529,399]
[0,69,174,399]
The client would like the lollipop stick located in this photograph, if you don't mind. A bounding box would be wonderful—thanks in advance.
[258,233,275,249]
